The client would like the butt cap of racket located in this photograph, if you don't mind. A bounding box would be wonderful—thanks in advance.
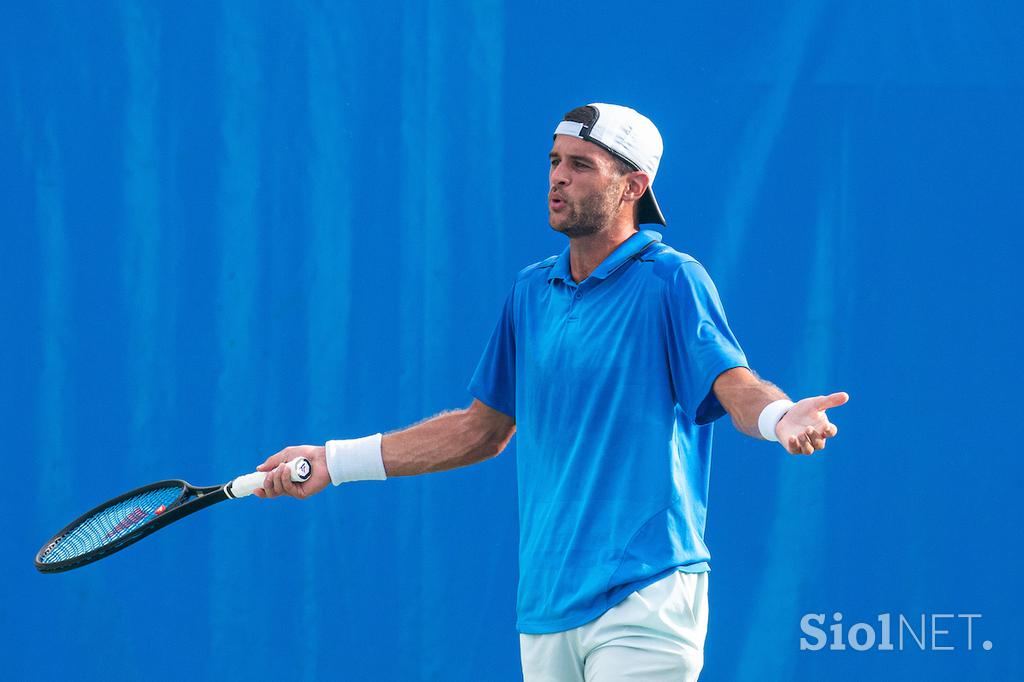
[227,457,312,499]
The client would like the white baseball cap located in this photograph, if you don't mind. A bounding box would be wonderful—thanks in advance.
[553,103,666,225]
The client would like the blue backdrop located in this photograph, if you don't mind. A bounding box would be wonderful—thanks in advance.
[3,2,1022,680]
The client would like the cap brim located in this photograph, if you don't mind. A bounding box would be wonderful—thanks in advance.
[638,187,666,226]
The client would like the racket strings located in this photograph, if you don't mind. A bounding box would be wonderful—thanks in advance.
[38,486,184,565]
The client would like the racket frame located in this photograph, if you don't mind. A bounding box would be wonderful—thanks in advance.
[35,480,227,573]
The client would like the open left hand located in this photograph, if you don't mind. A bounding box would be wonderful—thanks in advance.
[776,392,849,455]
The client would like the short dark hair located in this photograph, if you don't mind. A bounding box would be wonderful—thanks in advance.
[608,152,637,177]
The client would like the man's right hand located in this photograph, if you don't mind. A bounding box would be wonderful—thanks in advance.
[253,445,331,500]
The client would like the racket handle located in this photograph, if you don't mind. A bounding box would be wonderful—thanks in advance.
[227,457,312,499]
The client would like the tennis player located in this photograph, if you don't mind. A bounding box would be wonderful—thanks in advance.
[256,103,847,681]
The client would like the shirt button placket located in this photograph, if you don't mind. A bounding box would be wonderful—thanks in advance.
[567,286,580,322]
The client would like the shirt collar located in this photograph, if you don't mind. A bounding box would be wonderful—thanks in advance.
[548,229,663,283]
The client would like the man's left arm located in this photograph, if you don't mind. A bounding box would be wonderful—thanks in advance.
[712,366,849,455]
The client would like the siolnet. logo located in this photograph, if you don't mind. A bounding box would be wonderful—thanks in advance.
[800,612,991,652]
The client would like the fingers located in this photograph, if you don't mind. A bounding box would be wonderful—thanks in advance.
[816,392,849,411]
[806,426,825,450]
[786,425,830,455]
[256,447,297,499]
[278,466,302,498]
[787,434,814,455]
[257,447,292,472]
[257,461,305,500]
[263,463,289,498]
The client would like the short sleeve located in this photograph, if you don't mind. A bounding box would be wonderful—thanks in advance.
[666,261,748,424]
[468,285,517,418]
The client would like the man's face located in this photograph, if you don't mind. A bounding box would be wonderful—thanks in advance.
[548,135,627,238]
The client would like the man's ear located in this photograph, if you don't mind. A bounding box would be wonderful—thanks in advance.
[623,171,651,203]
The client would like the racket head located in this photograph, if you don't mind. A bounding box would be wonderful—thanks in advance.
[35,480,225,573]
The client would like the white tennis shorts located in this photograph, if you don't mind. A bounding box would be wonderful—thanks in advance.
[519,570,709,681]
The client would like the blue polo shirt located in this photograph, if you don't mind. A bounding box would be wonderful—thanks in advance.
[469,229,748,634]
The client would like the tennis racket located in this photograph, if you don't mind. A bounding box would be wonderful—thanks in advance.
[34,458,312,573]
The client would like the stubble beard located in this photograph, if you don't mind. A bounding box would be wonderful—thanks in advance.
[550,184,621,238]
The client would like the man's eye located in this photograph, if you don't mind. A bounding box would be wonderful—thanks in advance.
[573,160,588,169]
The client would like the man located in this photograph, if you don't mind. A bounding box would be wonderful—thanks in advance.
[255,103,847,681]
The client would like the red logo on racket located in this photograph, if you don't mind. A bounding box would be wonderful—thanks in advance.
[104,507,149,539]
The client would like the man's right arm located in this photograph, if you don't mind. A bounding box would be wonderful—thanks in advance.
[255,399,515,499]
[382,399,516,477]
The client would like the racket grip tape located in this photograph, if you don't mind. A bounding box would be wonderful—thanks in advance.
[227,457,312,499]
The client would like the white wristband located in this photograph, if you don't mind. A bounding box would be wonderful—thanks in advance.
[758,400,794,441]
[325,433,386,485]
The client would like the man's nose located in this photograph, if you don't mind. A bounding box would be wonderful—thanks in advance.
[551,166,569,186]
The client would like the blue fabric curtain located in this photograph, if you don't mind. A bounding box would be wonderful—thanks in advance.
[3,2,1021,679]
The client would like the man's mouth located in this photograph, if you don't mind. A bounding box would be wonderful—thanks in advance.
[549,194,566,211]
